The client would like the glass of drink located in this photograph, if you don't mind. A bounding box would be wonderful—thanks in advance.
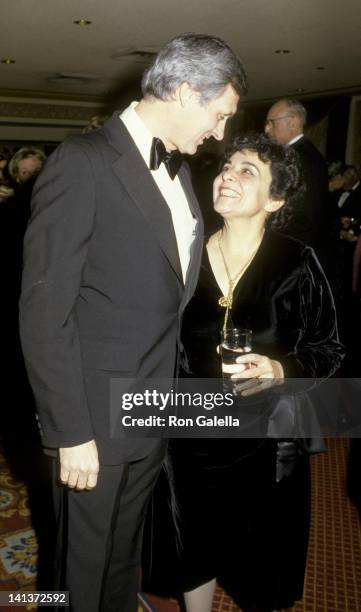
[220,328,252,394]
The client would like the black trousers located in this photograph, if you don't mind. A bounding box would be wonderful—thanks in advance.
[53,442,165,612]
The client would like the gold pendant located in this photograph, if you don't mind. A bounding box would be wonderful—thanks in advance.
[218,296,229,308]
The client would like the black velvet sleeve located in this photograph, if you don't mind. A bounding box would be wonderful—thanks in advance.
[281,248,344,378]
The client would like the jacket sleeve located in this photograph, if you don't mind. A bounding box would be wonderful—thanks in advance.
[281,248,344,378]
[19,140,97,448]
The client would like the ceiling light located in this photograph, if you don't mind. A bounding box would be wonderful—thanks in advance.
[73,18,92,26]
[274,49,290,54]
[1,58,15,64]
[111,47,159,62]
[48,72,100,83]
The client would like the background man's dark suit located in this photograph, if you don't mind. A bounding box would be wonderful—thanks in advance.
[19,112,203,609]
[289,135,335,273]
[339,180,361,220]
[264,100,337,279]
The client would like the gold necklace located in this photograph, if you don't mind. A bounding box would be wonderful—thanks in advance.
[217,230,262,330]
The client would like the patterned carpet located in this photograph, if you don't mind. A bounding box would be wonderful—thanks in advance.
[0,449,37,611]
[295,439,361,612]
[0,439,360,611]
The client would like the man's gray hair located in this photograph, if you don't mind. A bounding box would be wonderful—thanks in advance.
[282,99,307,126]
[141,33,248,104]
[8,146,46,181]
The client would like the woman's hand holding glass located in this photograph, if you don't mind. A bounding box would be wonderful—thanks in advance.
[231,353,284,396]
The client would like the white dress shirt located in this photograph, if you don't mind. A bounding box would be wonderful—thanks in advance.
[338,180,360,209]
[287,134,304,146]
[119,102,196,283]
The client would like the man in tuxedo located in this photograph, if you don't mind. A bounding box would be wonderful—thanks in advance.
[337,165,361,222]
[264,98,334,274]
[19,33,247,612]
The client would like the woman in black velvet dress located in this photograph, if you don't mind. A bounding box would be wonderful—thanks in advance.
[142,133,343,612]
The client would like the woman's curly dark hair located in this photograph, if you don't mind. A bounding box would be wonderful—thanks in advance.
[221,132,305,231]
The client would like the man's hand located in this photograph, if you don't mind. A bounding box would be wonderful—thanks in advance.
[0,185,14,202]
[59,439,99,490]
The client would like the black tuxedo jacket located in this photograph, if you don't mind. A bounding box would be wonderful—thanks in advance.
[339,182,361,220]
[284,136,334,272]
[19,112,203,464]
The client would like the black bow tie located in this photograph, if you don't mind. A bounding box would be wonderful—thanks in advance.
[149,137,182,180]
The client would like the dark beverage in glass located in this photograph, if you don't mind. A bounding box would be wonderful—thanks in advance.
[221,328,252,394]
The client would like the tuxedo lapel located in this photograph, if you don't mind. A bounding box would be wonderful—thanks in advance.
[104,113,183,283]
[178,165,204,310]
[178,165,201,219]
